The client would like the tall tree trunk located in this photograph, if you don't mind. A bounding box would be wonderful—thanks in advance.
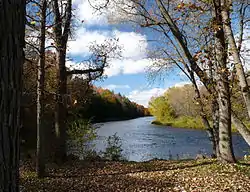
[221,0,250,117]
[36,0,47,177]
[52,0,72,161]
[0,0,25,191]
[213,0,235,163]
[55,50,68,161]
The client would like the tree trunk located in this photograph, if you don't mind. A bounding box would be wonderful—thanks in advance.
[212,99,220,157]
[36,0,47,177]
[54,49,68,161]
[220,0,250,118]
[0,0,25,191]
[52,0,72,162]
[213,0,235,163]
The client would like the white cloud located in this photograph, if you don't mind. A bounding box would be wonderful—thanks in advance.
[173,81,191,87]
[127,88,166,107]
[68,28,150,77]
[104,84,130,90]
[68,29,147,58]
[68,28,109,56]
[67,0,151,77]
[73,0,137,26]
[104,58,153,77]
[74,0,108,25]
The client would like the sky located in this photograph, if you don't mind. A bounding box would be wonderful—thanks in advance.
[67,0,250,107]
[66,0,191,107]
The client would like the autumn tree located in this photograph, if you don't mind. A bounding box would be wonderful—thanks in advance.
[0,0,25,190]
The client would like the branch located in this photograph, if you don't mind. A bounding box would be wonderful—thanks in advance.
[67,68,103,76]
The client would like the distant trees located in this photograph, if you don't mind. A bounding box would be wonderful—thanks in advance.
[80,87,150,122]
[0,0,25,190]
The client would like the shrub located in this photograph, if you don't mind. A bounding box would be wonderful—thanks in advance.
[102,133,124,161]
[67,119,97,158]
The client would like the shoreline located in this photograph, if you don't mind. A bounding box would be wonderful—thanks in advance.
[151,118,240,132]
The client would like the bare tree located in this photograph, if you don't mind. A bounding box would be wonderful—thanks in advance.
[0,0,25,190]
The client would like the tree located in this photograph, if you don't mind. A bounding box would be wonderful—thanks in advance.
[0,0,25,190]
[36,0,47,177]
[51,0,121,161]
[212,0,235,162]
[149,96,176,122]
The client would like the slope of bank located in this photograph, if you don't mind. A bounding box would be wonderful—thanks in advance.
[152,116,205,130]
[151,116,250,133]
[20,159,250,192]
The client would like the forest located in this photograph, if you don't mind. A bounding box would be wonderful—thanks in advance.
[1,0,250,191]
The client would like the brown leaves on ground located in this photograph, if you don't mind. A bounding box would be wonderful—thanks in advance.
[20,159,250,192]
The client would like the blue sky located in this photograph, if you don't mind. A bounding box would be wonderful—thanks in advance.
[67,0,250,106]
[66,0,192,106]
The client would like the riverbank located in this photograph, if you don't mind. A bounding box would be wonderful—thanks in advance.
[92,115,152,123]
[20,158,250,192]
[152,116,205,130]
[151,116,247,132]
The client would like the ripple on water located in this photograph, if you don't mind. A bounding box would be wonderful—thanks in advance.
[88,117,249,161]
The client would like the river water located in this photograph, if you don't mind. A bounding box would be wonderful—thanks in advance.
[93,116,249,162]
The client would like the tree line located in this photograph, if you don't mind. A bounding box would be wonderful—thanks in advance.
[149,83,249,131]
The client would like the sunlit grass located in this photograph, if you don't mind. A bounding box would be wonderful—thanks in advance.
[152,116,250,133]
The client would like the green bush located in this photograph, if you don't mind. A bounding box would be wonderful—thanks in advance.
[102,133,124,161]
[172,116,204,129]
[67,119,97,158]
[153,116,205,130]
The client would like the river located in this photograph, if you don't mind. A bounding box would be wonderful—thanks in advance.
[93,116,249,162]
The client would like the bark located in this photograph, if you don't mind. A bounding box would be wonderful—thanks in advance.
[36,0,47,177]
[213,0,235,163]
[52,0,72,161]
[0,0,25,191]
[212,99,220,157]
[54,50,68,161]
[220,0,250,118]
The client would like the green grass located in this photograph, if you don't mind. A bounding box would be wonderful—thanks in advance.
[152,116,205,130]
[152,116,250,133]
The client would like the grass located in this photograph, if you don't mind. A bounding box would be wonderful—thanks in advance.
[152,116,249,132]
[152,116,205,130]
[20,158,250,192]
